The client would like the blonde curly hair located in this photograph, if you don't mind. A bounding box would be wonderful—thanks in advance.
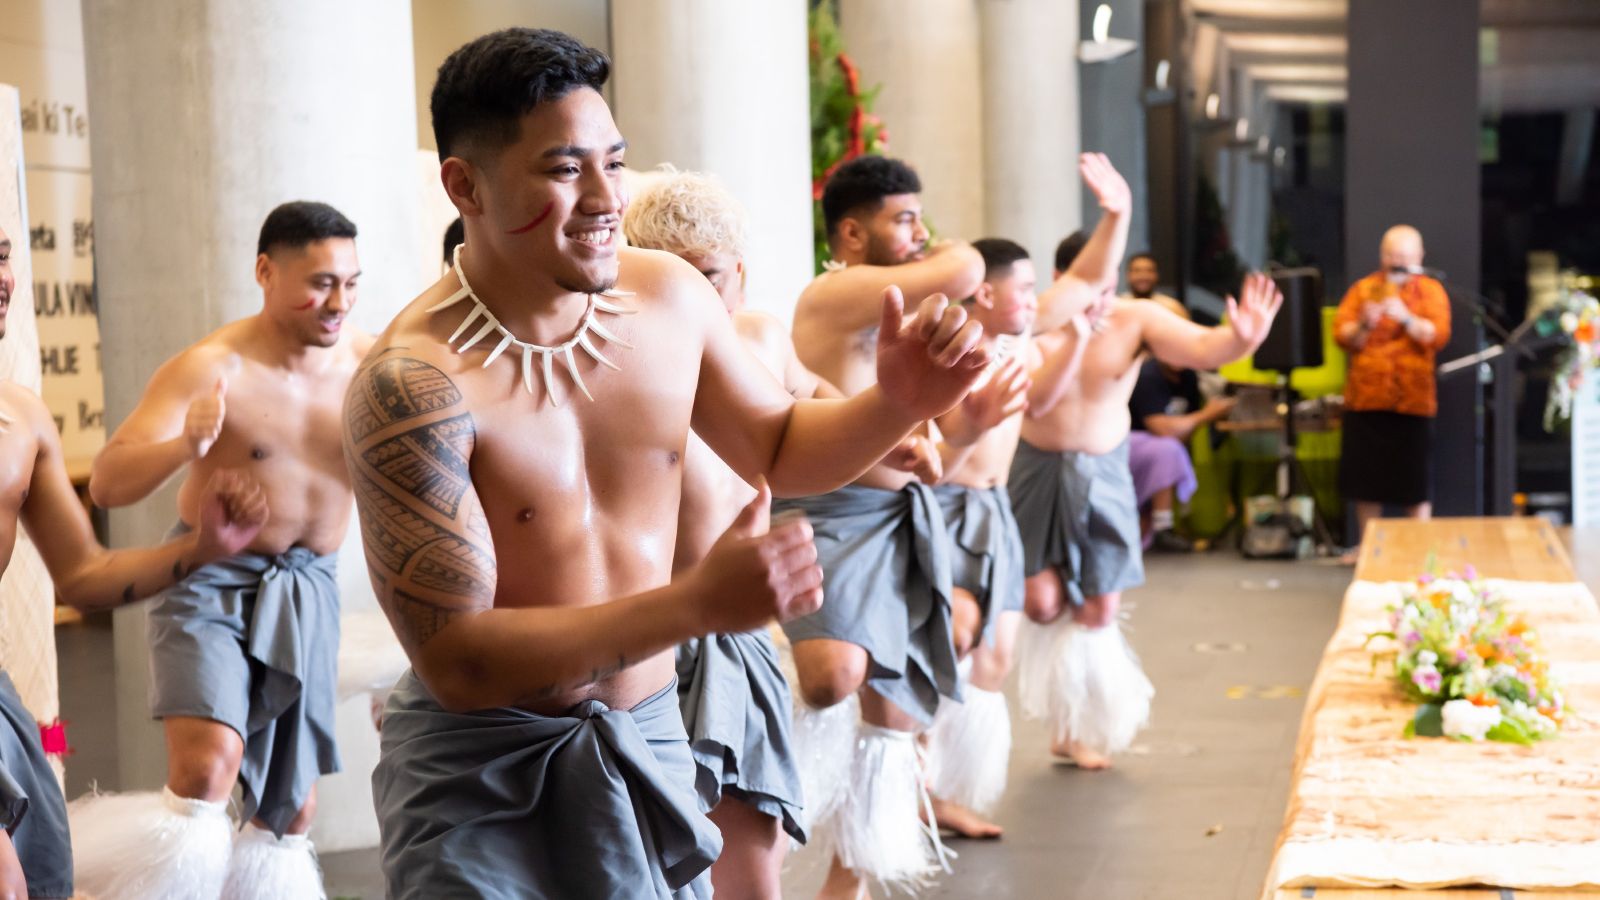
[622,166,748,261]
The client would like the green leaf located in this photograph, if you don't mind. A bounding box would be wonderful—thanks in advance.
[1486,718,1536,745]
[1412,703,1445,737]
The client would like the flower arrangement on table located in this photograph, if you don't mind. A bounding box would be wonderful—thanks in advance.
[1366,567,1565,744]
[1540,288,1600,431]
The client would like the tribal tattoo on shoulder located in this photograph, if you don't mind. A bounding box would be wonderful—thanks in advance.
[344,356,495,651]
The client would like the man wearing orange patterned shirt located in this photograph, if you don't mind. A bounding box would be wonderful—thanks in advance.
[1333,225,1452,559]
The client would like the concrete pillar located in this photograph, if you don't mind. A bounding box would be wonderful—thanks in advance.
[609,0,814,324]
[840,0,986,243]
[83,0,424,851]
[1345,0,1482,515]
[978,0,1083,270]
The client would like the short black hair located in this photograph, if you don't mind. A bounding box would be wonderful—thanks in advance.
[972,238,1031,280]
[1053,231,1089,274]
[821,156,922,238]
[431,28,611,161]
[1128,251,1158,270]
[256,201,357,257]
[443,217,465,265]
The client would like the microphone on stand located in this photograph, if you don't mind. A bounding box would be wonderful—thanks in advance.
[1393,264,1450,279]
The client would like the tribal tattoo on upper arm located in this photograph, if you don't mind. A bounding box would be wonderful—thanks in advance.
[344,356,496,651]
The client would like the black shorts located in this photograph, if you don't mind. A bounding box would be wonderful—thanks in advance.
[1339,410,1434,507]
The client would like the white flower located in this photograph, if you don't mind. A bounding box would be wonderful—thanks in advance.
[1442,699,1502,741]
[1562,311,1580,334]
[1417,650,1439,667]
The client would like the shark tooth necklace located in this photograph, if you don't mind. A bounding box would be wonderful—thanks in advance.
[428,243,636,406]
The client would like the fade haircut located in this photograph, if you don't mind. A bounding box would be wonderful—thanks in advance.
[972,238,1031,281]
[1128,251,1158,269]
[256,201,357,258]
[821,156,922,238]
[1054,230,1089,274]
[623,167,749,260]
[430,28,611,161]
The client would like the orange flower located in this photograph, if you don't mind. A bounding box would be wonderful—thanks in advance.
[1469,693,1498,707]
[1578,320,1596,344]
[1476,641,1498,659]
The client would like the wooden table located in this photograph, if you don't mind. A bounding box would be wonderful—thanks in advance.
[1354,517,1574,584]
[1266,517,1600,899]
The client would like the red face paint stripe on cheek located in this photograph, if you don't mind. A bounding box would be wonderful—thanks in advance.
[507,202,555,235]
[293,299,316,311]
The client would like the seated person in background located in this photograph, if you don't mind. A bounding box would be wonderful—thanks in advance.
[1126,359,1235,552]
[1123,252,1188,320]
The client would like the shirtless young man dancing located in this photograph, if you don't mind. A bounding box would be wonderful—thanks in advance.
[777,155,987,895]
[0,226,268,900]
[623,168,844,898]
[782,154,1117,896]
[1011,271,1281,768]
[345,30,987,899]
[78,201,371,897]
[922,236,1104,841]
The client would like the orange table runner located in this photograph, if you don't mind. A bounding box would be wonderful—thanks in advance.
[1262,519,1600,896]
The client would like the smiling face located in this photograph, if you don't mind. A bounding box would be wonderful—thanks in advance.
[1128,256,1159,298]
[0,226,12,339]
[975,258,1038,336]
[258,237,361,348]
[453,87,628,297]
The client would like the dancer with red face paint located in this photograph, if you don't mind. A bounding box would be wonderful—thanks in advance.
[79,202,374,897]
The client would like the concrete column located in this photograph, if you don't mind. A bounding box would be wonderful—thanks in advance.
[83,0,424,851]
[1345,0,1482,515]
[840,0,986,244]
[609,0,814,325]
[978,0,1083,270]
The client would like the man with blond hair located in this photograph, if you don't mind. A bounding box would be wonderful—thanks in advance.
[623,168,828,898]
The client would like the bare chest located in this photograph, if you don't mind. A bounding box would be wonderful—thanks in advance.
[213,375,348,466]
[448,324,702,594]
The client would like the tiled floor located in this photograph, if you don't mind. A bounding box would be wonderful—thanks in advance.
[59,552,1350,899]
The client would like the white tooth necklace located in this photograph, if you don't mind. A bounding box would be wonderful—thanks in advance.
[428,243,636,406]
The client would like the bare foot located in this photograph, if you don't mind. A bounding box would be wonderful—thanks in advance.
[815,855,870,900]
[1338,547,1360,566]
[1050,737,1113,769]
[928,795,1003,840]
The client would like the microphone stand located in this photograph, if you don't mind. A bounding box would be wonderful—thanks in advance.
[1429,270,1549,515]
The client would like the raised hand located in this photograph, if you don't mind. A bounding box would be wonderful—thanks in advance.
[960,356,1030,431]
[1226,272,1284,350]
[875,287,989,421]
[693,478,824,634]
[195,468,269,561]
[1081,152,1131,217]
[882,433,943,484]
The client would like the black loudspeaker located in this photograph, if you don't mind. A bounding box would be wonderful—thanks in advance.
[1253,267,1324,372]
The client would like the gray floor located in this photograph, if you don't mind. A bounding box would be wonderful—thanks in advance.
[58,552,1349,899]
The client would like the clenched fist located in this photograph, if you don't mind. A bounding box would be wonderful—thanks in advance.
[195,468,270,562]
[691,479,823,634]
